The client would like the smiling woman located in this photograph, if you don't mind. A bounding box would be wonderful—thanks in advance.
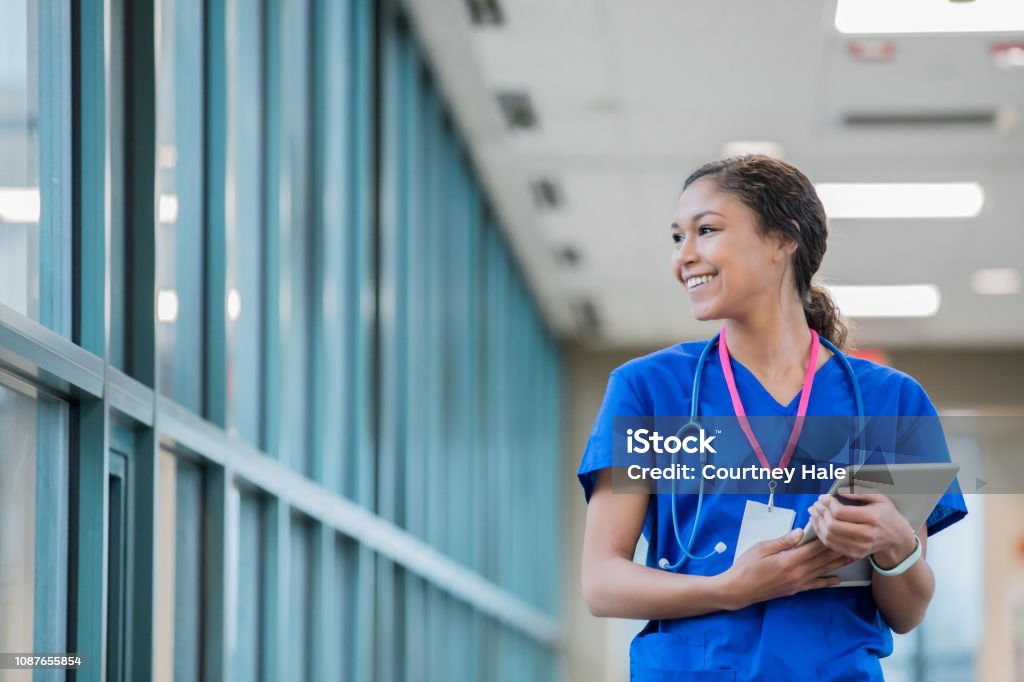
[579,154,967,682]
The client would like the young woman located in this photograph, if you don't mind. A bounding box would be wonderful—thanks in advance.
[578,155,967,681]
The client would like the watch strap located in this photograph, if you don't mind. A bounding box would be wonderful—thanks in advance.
[869,534,922,577]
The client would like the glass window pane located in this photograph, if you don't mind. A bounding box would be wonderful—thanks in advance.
[234,490,265,681]
[155,0,204,411]
[155,451,205,682]
[224,0,264,447]
[0,381,37,659]
[278,0,312,473]
[289,516,313,681]
[0,0,70,334]
[108,0,127,369]
[0,373,68,670]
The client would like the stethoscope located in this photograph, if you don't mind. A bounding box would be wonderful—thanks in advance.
[658,331,865,572]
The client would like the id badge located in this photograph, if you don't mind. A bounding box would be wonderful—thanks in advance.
[733,500,796,560]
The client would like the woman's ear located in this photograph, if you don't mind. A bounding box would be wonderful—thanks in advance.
[771,224,799,262]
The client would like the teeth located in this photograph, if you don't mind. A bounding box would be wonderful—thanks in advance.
[686,274,717,289]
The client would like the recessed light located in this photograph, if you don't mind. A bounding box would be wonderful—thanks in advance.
[835,0,1024,34]
[970,268,1021,295]
[815,182,984,219]
[828,284,941,317]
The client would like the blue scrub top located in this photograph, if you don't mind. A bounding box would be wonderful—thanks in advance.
[578,339,968,682]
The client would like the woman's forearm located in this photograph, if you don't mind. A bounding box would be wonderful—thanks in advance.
[871,536,935,634]
[583,555,735,620]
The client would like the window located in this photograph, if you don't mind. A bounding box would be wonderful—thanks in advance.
[155,0,205,411]
[155,451,206,682]
[0,0,70,334]
[0,373,69,667]
[224,0,265,447]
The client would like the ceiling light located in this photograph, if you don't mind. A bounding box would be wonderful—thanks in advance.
[227,288,243,320]
[720,141,785,160]
[828,285,941,317]
[993,43,1024,70]
[815,182,984,219]
[159,194,179,224]
[835,0,1024,34]
[158,144,178,169]
[0,188,40,223]
[158,289,180,323]
[970,268,1021,295]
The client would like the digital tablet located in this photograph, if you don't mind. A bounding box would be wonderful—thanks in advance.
[795,462,961,586]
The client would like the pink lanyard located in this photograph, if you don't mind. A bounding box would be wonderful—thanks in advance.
[718,325,819,483]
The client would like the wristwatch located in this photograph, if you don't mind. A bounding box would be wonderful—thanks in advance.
[869,534,922,576]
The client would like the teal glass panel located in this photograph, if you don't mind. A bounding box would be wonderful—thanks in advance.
[155,452,205,682]
[0,0,70,334]
[0,372,68,667]
[289,516,313,681]
[235,491,265,682]
[224,0,264,447]
[155,0,204,411]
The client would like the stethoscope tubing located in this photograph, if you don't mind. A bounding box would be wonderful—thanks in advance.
[659,332,865,572]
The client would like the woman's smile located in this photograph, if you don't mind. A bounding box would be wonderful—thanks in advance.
[686,272,719,291]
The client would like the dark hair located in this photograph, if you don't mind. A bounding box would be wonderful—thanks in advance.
[682,154,850,351]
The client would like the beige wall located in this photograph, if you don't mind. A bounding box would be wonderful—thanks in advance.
[563,342,1024,682]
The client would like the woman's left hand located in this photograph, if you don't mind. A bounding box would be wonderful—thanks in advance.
[808,487,917,565]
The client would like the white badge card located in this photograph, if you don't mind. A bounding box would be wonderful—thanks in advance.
[733,500,796,561]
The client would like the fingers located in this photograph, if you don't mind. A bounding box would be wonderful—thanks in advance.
[812,554,854,576]
[802,576,843,591]
[758,528,804,555]
[810,508,873,543]
[813,494,878,525]
[785,537,833,561]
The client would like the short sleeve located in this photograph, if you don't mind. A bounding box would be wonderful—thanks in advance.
[896,377,968,537]
[577,369,648,503]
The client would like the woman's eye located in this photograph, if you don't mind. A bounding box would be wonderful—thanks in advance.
[672,233,683,244]
[698,225,715,235]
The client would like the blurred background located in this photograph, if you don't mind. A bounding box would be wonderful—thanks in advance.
[0,0,1022,680]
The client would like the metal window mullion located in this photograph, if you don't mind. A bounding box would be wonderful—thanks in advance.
[37,0,73,336]
[261,497,291,681]
[260,0,283,459]
[309,0,346,492]
[73,0,106,356]
[311,523,341,680]
[204,0,229,428]
[202,464,230,680]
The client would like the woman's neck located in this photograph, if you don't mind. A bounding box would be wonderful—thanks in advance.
[723,305,817,381]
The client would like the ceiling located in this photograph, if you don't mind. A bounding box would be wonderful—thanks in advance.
[401,0,1024,350]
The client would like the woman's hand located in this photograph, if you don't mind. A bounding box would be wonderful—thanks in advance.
[808,487,917,567]
[722,528,852,610]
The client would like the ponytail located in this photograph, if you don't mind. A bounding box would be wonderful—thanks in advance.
[803,282,849,352]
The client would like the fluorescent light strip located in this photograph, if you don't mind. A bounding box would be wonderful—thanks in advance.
[836,0,1024,34]
[157,289,180,323]
[159,194,179,224]
[0,188,41,223]
[815,183,984,219]
[970,268,1021,295]
[828,285,941,318]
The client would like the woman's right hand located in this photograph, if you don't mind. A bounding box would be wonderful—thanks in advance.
[721,528,853,610]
